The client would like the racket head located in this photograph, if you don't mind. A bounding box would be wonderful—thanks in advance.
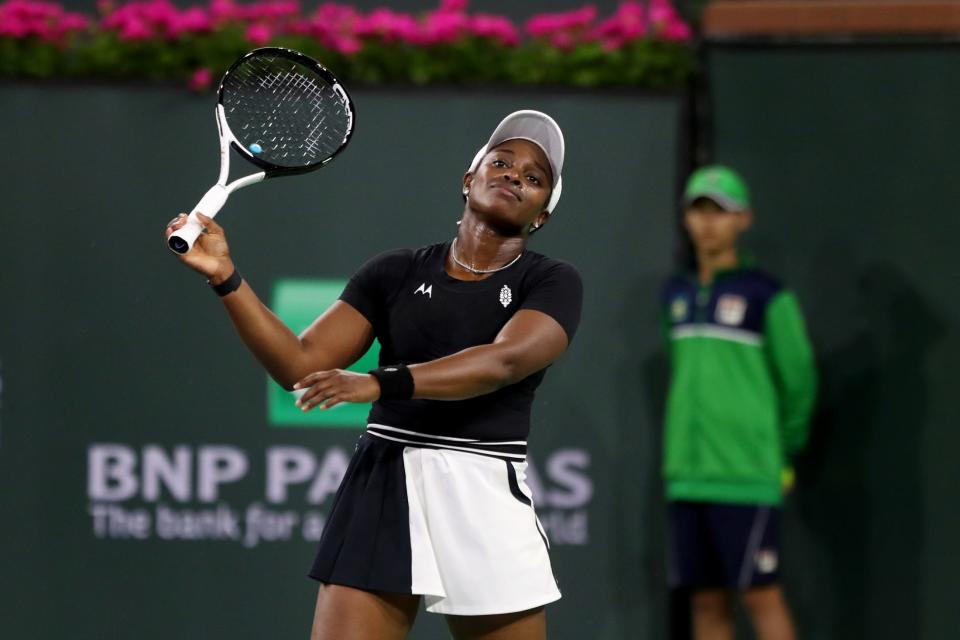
[217,47,355,176]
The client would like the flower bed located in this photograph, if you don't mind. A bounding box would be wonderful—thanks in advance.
[0,0,695,89]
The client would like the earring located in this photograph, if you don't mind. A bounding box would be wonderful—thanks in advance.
[462,187,469,196]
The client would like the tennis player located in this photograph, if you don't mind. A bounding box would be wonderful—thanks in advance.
[165,110,582,640]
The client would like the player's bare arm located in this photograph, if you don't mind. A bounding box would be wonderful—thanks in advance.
[294,309,568,410]
[409,308,569,398]
[165,214,374,390]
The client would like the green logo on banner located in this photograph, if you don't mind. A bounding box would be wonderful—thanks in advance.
[268,279,379,428]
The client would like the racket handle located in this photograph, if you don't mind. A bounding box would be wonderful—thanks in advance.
[168,185,229,254]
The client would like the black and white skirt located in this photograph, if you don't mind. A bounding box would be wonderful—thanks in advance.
[308,424,561,615]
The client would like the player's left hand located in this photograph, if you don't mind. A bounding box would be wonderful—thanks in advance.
[293,370,380,411]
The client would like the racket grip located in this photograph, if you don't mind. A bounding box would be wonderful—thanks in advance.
[168,185,229,254]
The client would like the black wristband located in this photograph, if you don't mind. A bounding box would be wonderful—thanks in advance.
[210,268,242,297]
[368,364,414,400]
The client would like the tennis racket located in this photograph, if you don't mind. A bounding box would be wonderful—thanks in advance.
[168,47,355,254]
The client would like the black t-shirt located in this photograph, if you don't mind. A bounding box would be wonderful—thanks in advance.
[340,240,582,441]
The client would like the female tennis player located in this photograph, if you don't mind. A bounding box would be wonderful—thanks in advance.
[165,110,582,640]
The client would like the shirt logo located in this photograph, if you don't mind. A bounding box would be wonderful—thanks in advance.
[414,283,433,299]
[499,285,512,308]
[715,294,747,326]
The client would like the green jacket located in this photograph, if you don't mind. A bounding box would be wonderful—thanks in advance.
[661,263,816,505]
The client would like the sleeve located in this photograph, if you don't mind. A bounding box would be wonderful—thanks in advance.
[339,249,414,327]
[518,260,584,342]
[764,290,818,456]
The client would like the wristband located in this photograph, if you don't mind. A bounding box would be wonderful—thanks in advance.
[209,268,242,297]
[368,364,414,400]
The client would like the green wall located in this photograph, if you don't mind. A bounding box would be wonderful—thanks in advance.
[0,86,686,639]
[706,45,960,639]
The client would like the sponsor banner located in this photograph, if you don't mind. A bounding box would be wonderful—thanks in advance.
[86,444,594,547]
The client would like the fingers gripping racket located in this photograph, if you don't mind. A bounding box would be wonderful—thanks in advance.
[168,47,355,254]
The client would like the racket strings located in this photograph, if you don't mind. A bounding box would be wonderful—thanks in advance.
[222,55,351,168]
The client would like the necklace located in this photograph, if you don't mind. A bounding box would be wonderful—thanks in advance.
[450,238,523,274]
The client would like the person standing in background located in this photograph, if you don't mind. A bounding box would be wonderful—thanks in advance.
[660,166,817,640]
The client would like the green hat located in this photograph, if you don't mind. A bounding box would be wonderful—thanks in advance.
[683,165,751,211]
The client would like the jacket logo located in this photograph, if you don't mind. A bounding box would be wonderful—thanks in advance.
[414,283,433,298]
[499,285,512,308]
[715,294,747,326]
[670,297,688,322]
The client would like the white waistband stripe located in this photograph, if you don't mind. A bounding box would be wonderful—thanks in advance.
[671,325,764,347]
[367,423,527,446]
[365,430,527,460]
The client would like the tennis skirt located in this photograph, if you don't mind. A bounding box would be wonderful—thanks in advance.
[308,423,561,615]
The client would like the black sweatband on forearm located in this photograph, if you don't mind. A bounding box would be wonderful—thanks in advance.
[210,269,242,297]
[368,364,415,400]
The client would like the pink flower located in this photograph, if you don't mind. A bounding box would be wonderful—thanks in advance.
[661,18,692,41]
[99,0,213,40]
[188,67,213,91]
[0,0,89,41]
[209,0,236,22]
[525,14,559,38]
[313,2,359,26]
[329,33,361,54]
[649,0,677,24]
[245,22,271,44]
[527,5,596,35]
[590,1,646,44]
[60,13,88,30]
[422,9,468,45]
[647,0,692,41]
[177,7,210,32]
[355,8,420,43]
[469,14,518,47]
[438,0,467,13]
[296,2,364,50]
[118,16,152,40]
[235,1,298,22]
[525,5,597,47]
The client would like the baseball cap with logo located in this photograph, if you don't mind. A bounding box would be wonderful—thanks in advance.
[468,110,564,213]
[683,165,751,211]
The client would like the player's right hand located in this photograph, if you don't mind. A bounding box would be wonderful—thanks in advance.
[164,212,235,283]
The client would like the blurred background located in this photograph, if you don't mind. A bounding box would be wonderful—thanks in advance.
[1,0,958,638]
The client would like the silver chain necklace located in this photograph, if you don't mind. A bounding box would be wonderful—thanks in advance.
[450,238,523,274]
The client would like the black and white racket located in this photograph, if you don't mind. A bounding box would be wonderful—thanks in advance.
[168,47,355,254]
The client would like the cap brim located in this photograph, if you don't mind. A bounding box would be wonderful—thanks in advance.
[684,192,747,212]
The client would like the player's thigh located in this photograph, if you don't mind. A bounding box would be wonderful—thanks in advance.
[445,606,546,640]
[310,583,420,640]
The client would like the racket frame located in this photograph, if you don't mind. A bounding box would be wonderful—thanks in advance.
[168,47,355,255]
[218,47,356,178]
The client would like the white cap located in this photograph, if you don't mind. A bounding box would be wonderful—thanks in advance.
[467,110,565,213]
